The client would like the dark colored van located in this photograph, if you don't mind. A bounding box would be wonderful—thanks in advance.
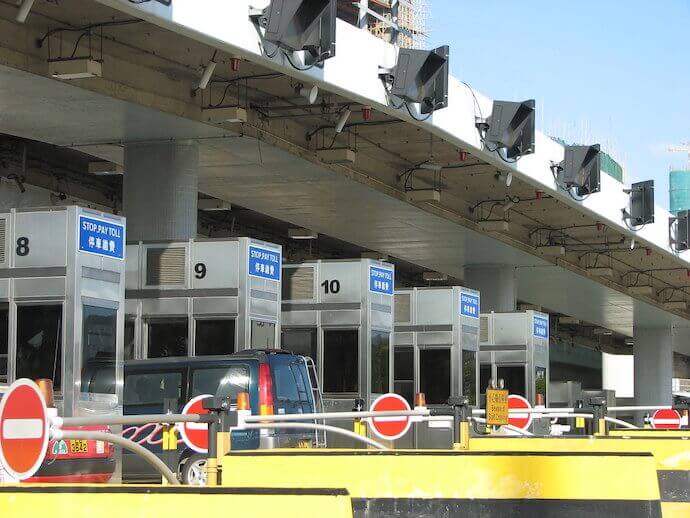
[122,350,321,484]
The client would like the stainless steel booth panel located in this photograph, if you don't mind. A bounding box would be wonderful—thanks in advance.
[281,259,394,448]
[126,238,282,357]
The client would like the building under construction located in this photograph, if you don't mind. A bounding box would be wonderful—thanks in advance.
[337,0,429,48]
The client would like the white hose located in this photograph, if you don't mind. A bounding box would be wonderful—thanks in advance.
[604,416,638,429]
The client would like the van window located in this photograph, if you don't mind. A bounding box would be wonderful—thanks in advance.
[124,371,183,408]
[192,366,250,400]
[273,362,299,401]
[195,319,236,356]
[290,362,310,402]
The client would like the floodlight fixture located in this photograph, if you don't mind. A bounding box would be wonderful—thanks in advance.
[296,84,319,104]
[16,0,34,23]
[622,180,654,227]
[380,45,450,114]
[254,0,336,66]
[555,144,601,194]
[334,109,351,133]
[478,100,536,160]
[669,210,690,252]
[196,60,217,90]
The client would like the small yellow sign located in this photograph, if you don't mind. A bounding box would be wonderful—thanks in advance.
[69,439,88,454]
[486,388,509,426]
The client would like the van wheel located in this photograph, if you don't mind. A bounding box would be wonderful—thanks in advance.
[180,454,207,486]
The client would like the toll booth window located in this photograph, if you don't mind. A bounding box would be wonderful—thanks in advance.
[123,370,183,412]
[323,329,358,393]
[195,319,236,356]
[281,328,317,360]
[462,350,477,406]
[251,321,276,349]
[535,367,547,403]
[419,348,450,405]
[497,365,526,397]
[371,331,390,394]
[147,318,189,358]
[479,364,492,394]
[16,305,63,390]
[0,307,7,383]
[192,366,249,400]
[394,346,414,406]
[124,319,135,361]
[81,305,117,394]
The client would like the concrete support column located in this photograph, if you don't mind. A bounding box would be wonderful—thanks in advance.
[464,266,517,313]
[124,141,198,241]
[633,325,673,412]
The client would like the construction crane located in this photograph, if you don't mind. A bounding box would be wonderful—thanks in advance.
[669,143,690,167]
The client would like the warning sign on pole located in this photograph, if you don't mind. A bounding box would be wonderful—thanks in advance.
[368,393,411,441]
[177,394,212,453]
[507,394,533,431]
[651,409,681,430]
[0,379,49,480]
[486,388,509,426]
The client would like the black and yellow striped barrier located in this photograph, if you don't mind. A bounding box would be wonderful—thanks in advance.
[471,436,690,518]
[0,485,354,518]
[222,449,661,517]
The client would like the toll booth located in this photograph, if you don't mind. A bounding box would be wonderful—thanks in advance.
[0,206,126,418]
[281,259,394,444]
[393,286,481,448]
[125,238,282,359]
[479,310,550,406]
[393,286,481,406]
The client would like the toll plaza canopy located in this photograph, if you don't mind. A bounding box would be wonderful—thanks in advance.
[0,0,689,352]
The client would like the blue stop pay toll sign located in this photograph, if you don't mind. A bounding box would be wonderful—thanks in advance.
[78,215,125,260]
[460,291,480,318]
[248,245,281,281]
[369,266,394,295]
[533,315,549,339]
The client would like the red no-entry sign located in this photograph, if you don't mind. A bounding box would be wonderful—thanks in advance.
[369,393,411,441]
[177,394,212,453]
[0,379,49,480]
[507,394,533,431]
[651,409,681,430]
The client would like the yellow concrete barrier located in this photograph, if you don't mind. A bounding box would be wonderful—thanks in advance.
[222,449,661,517]
[471,436,690,518]
[609,429,690,438]
[0,484,354,518]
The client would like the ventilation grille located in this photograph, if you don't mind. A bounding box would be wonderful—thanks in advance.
[146,247,186,286]
[480,316,489,343]
[0,219,6,264]
[394,293,411,323]
[282,267,314,300]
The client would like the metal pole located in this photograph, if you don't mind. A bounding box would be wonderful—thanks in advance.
[390,0,400,45]
[243,409,429,423]
[53,429,179,485]
[56,413,207,427]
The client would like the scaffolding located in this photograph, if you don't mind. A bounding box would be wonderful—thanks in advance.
[338,0,429,48]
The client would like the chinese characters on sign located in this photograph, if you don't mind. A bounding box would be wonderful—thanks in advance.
[248,245,281,281]
[369,266,394,295]
[460,291,480,318]
[78,215,124,260]
[533,315,549,339]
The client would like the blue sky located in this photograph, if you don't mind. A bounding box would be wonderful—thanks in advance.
[428,0,690,208]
